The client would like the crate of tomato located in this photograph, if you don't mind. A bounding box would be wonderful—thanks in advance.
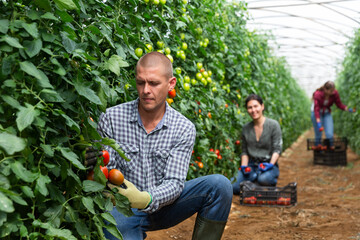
[239,181,297,207]
[306,138,347,166]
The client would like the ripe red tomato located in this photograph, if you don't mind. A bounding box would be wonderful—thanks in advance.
[109,169,124,185]
[217,155,222,160]
[209,148,214,152]
[100,166,109,179]
[168,89,176,98]
[235,140,240,145]
[102,150,110,166]
[259,163,264,169]
[244,167,251,173]
[215,149,220,155]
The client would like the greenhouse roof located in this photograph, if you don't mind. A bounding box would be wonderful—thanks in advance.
[245,0,360,97]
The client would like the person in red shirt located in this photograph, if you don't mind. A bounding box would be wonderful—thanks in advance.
[311,81,355,147]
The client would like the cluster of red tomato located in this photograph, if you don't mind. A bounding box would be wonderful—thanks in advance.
[210,148,223,160]
[243,196,291,206]
[311,145,335,151]
[86,150,124,185]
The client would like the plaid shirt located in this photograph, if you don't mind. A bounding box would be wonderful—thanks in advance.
[97,99,196,213]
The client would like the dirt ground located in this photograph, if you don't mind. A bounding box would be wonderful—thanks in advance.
[147,129,360,240]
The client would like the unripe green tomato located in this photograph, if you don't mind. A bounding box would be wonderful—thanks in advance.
[144,0,149,3]
[196,62,203,69]
[204,38,209,44]
[135,48,143,57]
[157,41,165,48]
[191,79,197,85]
[157,49,164,53]
[146,44,153,52]
[184,76,191,83]
[222,85,227,90]
[160,0,166,4]
[237,94,241,99]
[208,70,212,77]
[180,50,185,55]
[181,7,186,12]
[166,54,173,63]
[175,67,182,75]
[182,0,187,4]
[212,87,217,92]
[180,33,185,40]
[207,77,212,83]
[153,0,159,4]
[181,42,188,50]
[199,41,204,47]
[180,53,186,60]
[196,27,202,35]
[201,78,207,86]
[202,71,209,78]
[196,72,203,80]
[125,83,131,90]
[203,42,208,48]
[184,83,190,91]
[176,50,181,57]
[165,47,171,55]
[227,88,230,93]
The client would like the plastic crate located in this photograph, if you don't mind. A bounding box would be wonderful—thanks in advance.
[307,137,347,151]
[313,150,347,166]
[239,181,297,207]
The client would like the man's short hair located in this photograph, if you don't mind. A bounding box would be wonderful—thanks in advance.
[136,52,173,79]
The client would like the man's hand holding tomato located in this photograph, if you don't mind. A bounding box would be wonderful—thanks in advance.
[84,147,110,169]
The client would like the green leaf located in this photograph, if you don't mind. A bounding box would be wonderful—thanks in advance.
[60,113,80,133]
[0,20,9,34]
[46,227,77,240]
[103,55,129,76]
[54,0,78,10]
[0,212,7,227]
[0,192,14,213]
[21,22,39,39]
[10,162,38,183]
[99,138,131,162]
[101,212,117,225]
[19,61,53,89]
[75,221,90,239]
[1,95,21,110]
[0,132,26,155]
[74,78,102,105]
[67,168,81,185]
[40,144,54,157]
[1,55,16,75]
[50,58,66,76]
[0,174,10,189]
[61,31,77,53]
[24,39,42,58]
[114,193,133,217]
[83,180,105,192]
[9,194,27,206]
[40,89,65,102]
[103,224,123,240]
[41,12,59,21]
[82,197,95,214]
[59,147,86,170]
[2,36,23,48]
[16,104,40,132]
[21,186,35,198]
[35,174,51,196]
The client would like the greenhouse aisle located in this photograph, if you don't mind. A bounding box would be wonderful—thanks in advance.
[147,129,360,240]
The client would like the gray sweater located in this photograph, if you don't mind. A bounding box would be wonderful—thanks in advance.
[241,118,282,162]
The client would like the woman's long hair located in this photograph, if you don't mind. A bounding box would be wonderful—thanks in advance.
[312,81,335,99]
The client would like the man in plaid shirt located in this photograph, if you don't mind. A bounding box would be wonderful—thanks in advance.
[88,52,232,240]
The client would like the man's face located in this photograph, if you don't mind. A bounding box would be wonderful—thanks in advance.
[246,100,264,120]
[136,65,176,113]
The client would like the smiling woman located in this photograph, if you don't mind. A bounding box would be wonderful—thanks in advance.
[232,94,283,194]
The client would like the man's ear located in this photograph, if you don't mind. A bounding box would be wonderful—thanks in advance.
[169,77,177,91]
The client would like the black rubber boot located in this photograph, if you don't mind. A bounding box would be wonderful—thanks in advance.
[191,215,227,240]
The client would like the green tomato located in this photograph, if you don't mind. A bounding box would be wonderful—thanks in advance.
[152,0,159,4]
[204,38,209,44]
[202,71,209,78]
[180,33,185,40]
[208,70,212,77]
[212,87,217,92]
[175,67,182,75]
[191,79,197,85]
[206,77,212,83]
[180,53,186,60]
[125,83,131,90]
[201,78,207,86]
[145,44,153,52]
[165,47,171,55]
[199,41,204,47]
[160,0,166,4]
[181,42,188,50]
[135,48,143,57]
[196,72,203,80]
[203,42,208,48]
[176,50,181,57]
[144,0,149,3]
[196,27,203,35]
[196,62,203,70]
[166,54,173,63]
[237,94,241,99]
[157,49,164,53]
[184,76,191,83]
[182,0,188,4]
[157,41,165,48]
[184,83,190,91]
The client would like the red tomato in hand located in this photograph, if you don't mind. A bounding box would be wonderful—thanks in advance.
[102,150,110,166]
[245,167,251,173]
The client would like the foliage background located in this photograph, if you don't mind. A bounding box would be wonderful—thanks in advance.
[0,0,310,238]
[333,28,360,155]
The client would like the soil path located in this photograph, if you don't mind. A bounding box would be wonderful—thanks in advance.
[147,129,360,239]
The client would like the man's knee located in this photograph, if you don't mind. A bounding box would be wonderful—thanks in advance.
[207,174,233,200]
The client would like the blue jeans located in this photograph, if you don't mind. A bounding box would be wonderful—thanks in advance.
[104,174,233,240]
[311,111,334,146]
[231,163,279,195]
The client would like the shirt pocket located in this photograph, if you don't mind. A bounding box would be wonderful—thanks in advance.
[152,149,170,181]
[120,144,139,173]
